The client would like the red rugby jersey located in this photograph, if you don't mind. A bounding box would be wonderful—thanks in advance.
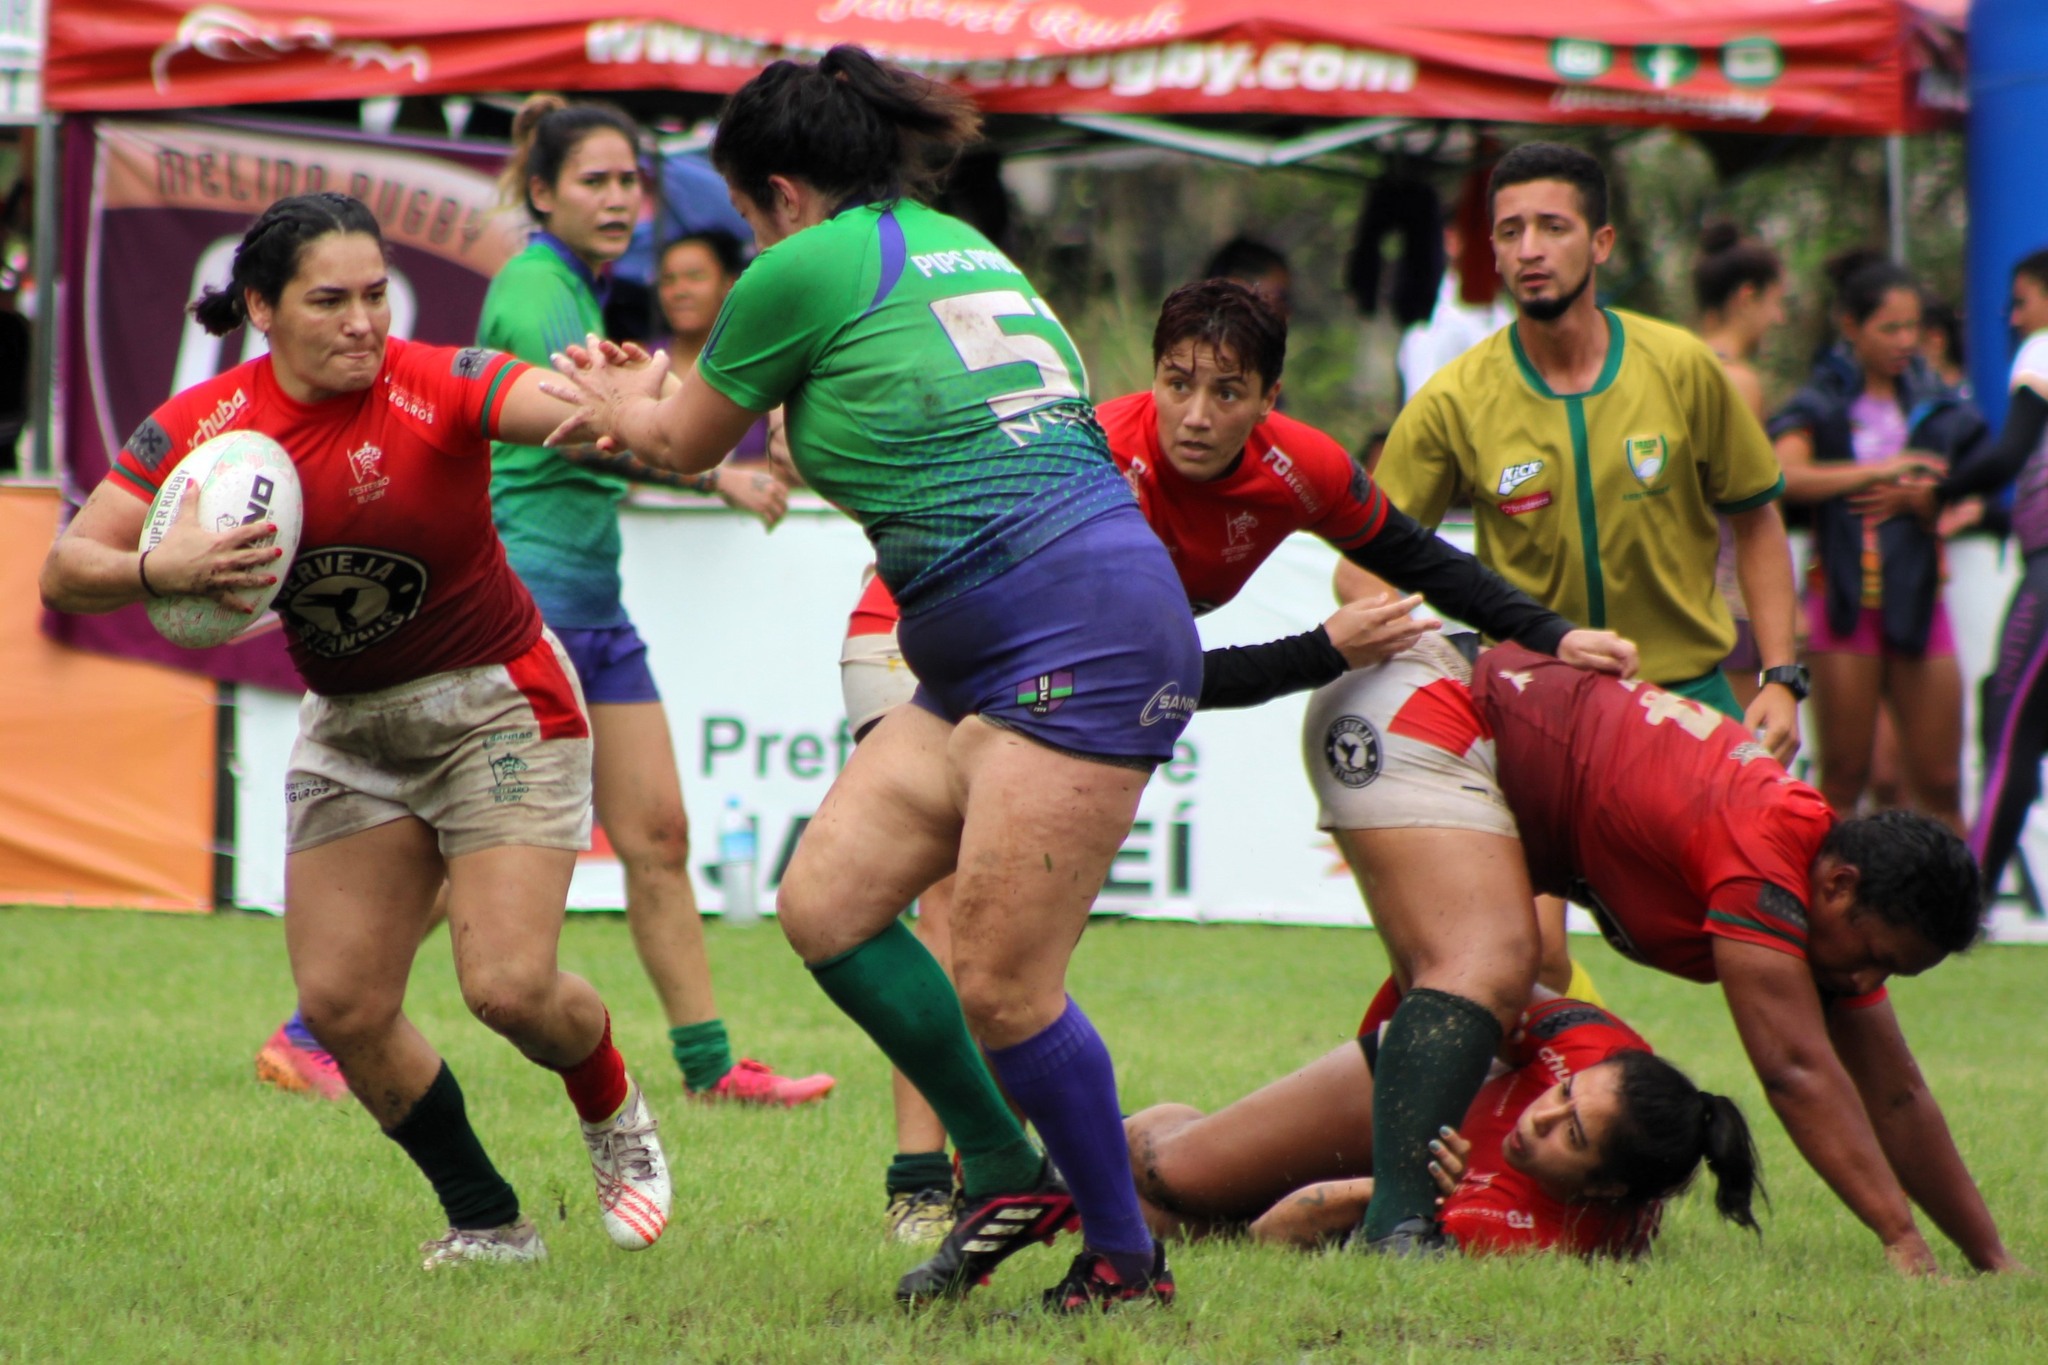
[1358,985,1660,1257]
[1097,391,1387,614]
[1471,642,1880,1006]
[110,339,540,696]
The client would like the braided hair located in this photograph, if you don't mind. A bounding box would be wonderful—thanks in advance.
[190,192,384,338]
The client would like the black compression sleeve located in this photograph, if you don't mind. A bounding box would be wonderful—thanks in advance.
[1938,386,2048,503]
[1199,626,1350,711]
[1343,507,1575,655]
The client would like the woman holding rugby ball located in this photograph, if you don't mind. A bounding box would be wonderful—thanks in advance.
[547,45,1200,1311]
[41,191,670,1269]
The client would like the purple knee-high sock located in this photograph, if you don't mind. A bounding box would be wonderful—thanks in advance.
[984,997,1153,1261]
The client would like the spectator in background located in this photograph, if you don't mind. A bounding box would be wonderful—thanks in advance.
[1921,292,1970,397]
[1694,222,1788,714]
[1770,250,1985,834]
[1397,210,1513,403]
[1203,235,1291,321]
[654,230,778,470]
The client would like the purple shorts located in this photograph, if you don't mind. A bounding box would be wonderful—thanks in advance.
[1802,590,1956,660]
[897,504,1201,769]
[551,622,662,705]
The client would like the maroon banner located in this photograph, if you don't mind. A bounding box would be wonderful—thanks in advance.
[47,116,525,690]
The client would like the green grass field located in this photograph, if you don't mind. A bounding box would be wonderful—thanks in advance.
[3,905,2044,1363]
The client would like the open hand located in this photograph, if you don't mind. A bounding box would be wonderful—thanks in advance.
[540,332,670,452]
[717,465,790,530]
[145,482,282,611]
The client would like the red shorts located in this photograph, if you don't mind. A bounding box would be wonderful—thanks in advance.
[1802,589,1955,660]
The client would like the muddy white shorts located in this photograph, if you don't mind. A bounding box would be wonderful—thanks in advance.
[284,629,595,858]
[1301,632,1518,839]
[840,628,919,742]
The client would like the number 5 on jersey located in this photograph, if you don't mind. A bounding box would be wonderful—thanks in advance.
[930,290,1087,419]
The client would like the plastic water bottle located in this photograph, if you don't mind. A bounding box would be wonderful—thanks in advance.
[717,796,760,926]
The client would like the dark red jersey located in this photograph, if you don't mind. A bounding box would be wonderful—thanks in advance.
[1471,642,1880,1005]
[1098,391,1387,614]
[1360,986,1661,1258]
[111,339,539,696]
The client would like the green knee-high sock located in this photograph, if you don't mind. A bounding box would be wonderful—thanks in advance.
[670,1020,735,1093]
[1361,987,1504,1242]
[811,920,1043,1198]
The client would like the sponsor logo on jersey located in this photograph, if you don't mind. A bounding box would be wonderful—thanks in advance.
[1139,682,1197,727]
[1222,508,1260,562]
[125,417,174,473]
[1014,670,1075,716]
[451,347,496,380]
[189,388,250,448]
[276,546,428,658]
[1324,715,1382,789]
[1728,741,1773,765]
[345,443,390,504]
[1497,667,1534,693]
[1260,444,1322,514]
[1625,433,1668,485]
[1501,491,1553,517]
[1497,460,1544,496]
[387,383,436,426]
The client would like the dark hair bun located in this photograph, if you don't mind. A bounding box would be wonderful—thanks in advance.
[1698,220,1743,256]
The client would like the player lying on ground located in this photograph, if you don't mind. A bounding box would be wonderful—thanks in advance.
[1127,990,1760,1257]
[1297,633,2015,1274]
[40,193,669,1268]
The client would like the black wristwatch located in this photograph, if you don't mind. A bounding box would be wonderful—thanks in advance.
[1758,664,1811,702]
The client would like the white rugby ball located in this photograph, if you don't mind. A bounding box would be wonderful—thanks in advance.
[139,429,304,649]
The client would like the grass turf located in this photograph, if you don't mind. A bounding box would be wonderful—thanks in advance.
[1,904,2043,1363]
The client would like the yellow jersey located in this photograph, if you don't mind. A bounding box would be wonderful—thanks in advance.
[1378,308,1783,684]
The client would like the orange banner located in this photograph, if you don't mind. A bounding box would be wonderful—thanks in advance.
[0,487,218,912]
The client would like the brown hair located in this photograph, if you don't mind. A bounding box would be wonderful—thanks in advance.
[1151,279,1287,390]
[498,94,641,220]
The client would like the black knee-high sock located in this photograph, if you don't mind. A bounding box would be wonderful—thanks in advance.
[384,1062,521,1230]
[1361,988,1502,1241]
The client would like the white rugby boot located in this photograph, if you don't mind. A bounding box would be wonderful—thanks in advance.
[581,1078,671,1249]
[419,1217,548,1269]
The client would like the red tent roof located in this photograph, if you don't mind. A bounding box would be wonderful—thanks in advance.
[46,1,1964,135]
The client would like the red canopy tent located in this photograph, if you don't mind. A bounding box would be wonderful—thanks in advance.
[48,1,1962,136]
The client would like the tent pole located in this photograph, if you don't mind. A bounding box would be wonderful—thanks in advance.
[1886,134,1908,266]
[28,112,59,479]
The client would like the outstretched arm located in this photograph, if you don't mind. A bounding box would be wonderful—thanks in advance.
[1713,935,1936,1275]
[1827,998,2016,1272]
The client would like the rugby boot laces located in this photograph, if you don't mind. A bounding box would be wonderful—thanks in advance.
[886,1185,961,1246]
[582,1078,671,1249]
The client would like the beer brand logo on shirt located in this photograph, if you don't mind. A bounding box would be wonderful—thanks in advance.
[275,546,428,658]
[1497,460,1544,497]
[1625,433,1668,485]
[345,443,390,505]
[1014,670,1075,716]
[1323,715,1382,789]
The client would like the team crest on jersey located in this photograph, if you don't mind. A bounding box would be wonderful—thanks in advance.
[1223,508,1260,562]
[1324,715,1382,789]
[488,752,532,804]
[1015,670,1075,716]
[1625,433,1668,484]
[275,546,429,658]
[345,443,391,504]
[1496,460,1544,497]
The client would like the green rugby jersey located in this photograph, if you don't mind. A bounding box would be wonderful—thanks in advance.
[697,200,1128,611]
[480,236,631,628]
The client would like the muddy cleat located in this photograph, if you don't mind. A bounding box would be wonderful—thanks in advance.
[1043,1241,1176,1313]
[582,1079,670,1249]
[895,1165,1078,1306]
[886,1186,960,1246]
[1348,1214,1459,1258]
[420,1218,547,1270]
[255,1023,349,1101]
[693,1058,837,1107]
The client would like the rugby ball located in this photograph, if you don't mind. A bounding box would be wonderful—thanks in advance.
[138,430,303,649]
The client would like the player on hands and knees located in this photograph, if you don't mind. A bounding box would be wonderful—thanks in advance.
[1298,634,2016,1275]
[43,193,669,1267]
